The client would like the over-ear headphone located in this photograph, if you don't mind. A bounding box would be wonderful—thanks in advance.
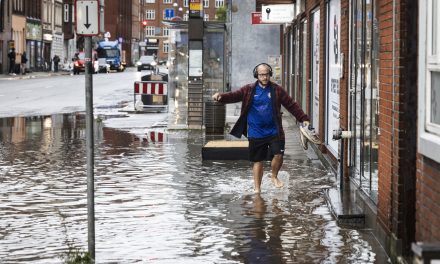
[253,63,273,78]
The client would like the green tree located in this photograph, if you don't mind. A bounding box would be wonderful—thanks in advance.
[215,6,227,22]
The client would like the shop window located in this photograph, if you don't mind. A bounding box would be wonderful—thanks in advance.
[418,0,440,163]
[349,0,380,203]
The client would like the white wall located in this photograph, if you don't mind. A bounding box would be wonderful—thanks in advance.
[230,0,280,91]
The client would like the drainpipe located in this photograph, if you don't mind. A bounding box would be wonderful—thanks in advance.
[333,128,353,195]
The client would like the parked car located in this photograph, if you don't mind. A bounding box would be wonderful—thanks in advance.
[97,58,110,73]
[136,55,157,71]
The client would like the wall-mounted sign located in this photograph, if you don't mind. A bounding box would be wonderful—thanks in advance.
[261,4,295,23]
[26,22,43,40]
[189,0,202,17]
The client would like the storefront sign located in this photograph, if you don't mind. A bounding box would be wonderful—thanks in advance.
[326,0,341,155]
[26,22,43,41]
[189,0,202,17]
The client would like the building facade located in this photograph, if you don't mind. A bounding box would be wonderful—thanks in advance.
[256,0,438,262]
[0,0,13,73]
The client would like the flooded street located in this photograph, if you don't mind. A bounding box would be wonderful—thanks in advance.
[0,113,383,263]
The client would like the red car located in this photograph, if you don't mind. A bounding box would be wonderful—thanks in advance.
[73,52,97,74]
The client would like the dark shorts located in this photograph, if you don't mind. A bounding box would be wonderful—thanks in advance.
[248,136,285,162]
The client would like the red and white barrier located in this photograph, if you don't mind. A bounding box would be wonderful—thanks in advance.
[133,81,168,112]
[134,81,168,95]
[148,131,167,142]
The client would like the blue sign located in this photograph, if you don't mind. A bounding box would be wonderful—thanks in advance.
[165,9,174,19]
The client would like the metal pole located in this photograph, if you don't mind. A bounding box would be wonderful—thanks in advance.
[85,36,95,261]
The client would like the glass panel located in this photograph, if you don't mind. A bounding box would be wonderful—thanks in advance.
[168,28,189,126]
[431,71,440,125]
[362,0,373,195]
[203,30,224,100]
[301,20,307,109]
[433,0,437,55]
[354,0,363,182]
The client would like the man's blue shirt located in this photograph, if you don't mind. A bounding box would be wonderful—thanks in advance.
[247,84,278,139]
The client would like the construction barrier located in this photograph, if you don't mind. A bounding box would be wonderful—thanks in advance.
[134,81,168,112]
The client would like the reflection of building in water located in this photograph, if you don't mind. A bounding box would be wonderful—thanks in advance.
[0,114,86,154]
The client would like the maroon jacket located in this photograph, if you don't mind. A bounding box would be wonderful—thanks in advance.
[218,81,310,140]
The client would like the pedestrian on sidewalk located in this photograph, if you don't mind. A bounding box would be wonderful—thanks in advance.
[21,52,28,75]
[53,55,60,72]
[212,63,310,193]
[8,48,16,75]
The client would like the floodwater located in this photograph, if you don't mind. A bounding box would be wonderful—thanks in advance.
[0,113,383,263]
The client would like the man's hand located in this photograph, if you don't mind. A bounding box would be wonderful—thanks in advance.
[302,121,310,128]
[212,92,221,101]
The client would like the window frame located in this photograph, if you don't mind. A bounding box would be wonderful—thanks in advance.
[146,9,155,20]
[418,0,440,163]
[215,0,224,8]
[163,0,172,4]
[163,42,169,53]
[145,26,155,36]
[203,0,209,8]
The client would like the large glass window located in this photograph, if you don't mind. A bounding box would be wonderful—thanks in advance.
[349,0,379,203]
[419,0,440,163]
[300,20,307,109]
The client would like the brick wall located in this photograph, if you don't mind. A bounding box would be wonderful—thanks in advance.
[377,0,397,235]
[377,0,418,257]
[416,155,440,241]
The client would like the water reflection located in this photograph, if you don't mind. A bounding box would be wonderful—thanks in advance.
[0,114,381,263]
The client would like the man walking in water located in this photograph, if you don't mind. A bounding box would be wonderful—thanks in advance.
[212,63,310,193]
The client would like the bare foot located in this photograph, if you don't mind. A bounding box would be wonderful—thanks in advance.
[254,188,261,193]
[271,177,284,188]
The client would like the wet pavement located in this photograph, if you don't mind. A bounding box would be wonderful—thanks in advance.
[0,111,389,263]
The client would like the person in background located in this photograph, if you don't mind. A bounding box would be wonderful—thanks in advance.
[21,52,28,75]
[8,48,16,75]
[53,55,60,72]
[212,63,310,193]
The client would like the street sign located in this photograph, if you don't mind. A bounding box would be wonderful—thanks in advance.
[76,0,99,36]
[164,8,175,19]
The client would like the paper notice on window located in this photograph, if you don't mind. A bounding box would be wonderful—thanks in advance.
[189,49,203,77]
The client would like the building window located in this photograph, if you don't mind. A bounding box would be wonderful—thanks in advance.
[163,0,172,4]
[183,0,189,7]
[419,0,440,163]
[163,27,169,36]
[163,42,169,53]
[183,13,189,21]
[146,9,155,20]
[204,13,209,21]
[146,0,155,3]
[203,0,209,8]
[55,3,62,26]
[215,0,224,8]
[145,26,155,36]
